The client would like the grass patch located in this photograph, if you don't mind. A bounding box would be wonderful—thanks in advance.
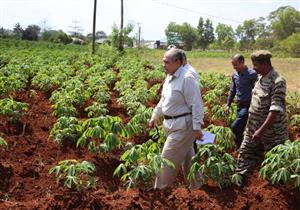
[139,49,300,91]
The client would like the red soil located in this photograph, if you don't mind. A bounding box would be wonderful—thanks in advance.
[0,89,300,209]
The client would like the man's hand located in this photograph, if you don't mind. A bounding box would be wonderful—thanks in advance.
[193,130,203,140]
[252,129,263,141]
[149,118,157,128]
[225,105,230,115]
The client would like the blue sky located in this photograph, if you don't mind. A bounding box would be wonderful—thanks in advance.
[0,0,299,40]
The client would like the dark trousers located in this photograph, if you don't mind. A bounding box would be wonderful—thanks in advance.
[231,106,249,150]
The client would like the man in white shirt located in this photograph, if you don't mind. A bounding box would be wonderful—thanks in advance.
[149,48,204,189]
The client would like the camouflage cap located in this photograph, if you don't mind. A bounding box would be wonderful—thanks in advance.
[251,50,272,61]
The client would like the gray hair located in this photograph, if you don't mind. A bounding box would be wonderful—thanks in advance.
[166,48,185,63]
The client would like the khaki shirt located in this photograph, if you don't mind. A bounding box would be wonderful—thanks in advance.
[152,66,204,130]
[245,69,288,141]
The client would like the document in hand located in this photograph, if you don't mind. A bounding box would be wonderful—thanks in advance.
[196,131,216,145]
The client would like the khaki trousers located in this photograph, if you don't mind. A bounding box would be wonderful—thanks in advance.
[154,115,202,189]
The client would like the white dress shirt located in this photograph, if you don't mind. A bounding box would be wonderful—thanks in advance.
[152,65,204,130]
[184,63,199,81]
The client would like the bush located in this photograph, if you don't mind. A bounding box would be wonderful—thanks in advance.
[41,30,72,45]
[277,32,300,57]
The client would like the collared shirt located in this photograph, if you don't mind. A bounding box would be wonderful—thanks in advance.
[227,67,257,106]
[245,69,288,141]
[152,65,204,130]
[183,63,199,81]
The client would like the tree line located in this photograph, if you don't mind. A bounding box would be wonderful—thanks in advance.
[165,6,300,57]
[0,21,135,48]
[0,6,299,57]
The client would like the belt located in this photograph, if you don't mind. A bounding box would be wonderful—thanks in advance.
[164,112,191,120]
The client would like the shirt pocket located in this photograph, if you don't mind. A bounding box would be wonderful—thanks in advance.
[256,91,271,112]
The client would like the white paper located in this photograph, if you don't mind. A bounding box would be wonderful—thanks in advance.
[196,131,216,145]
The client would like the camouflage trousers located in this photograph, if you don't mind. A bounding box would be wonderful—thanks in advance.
[236,135,284,177]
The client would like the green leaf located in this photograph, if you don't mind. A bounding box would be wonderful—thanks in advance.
[231,173,243,186]
[0,136,8,147]
[291,159,300,173]
[113,163,127,177]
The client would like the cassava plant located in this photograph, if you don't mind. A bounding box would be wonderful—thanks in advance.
[114,140,174,190]
[206,124,234,150]
[259,139,300,188]
[188,144,237,188]
[84,102,108,118]
[50,117,83,144]
[49,159,97,191]
[77,116,128,152]
[0,97,29,123]
[211,104,236,126]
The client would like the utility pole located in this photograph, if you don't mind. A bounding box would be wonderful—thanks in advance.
[118,0,124,52]
[92,0,97,54]
[137,22,141,48]
[69,21,83,38]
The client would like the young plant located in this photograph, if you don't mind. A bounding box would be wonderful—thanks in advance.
[188,144,236,188]
[126,107,153,136]
[211,104,236,126]
[259,139,300,188]
[52,100,77,117]
[206,124,234,150]
[84,102,108,117]
[49,159,97,191]
[0,97,29,123]
[78,116,128,152]
[114,140,174,190]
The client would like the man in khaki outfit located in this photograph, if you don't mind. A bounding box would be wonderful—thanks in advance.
[149,48,204,189]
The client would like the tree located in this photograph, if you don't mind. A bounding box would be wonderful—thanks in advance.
[0,28,11,38]
[197,17,205,49]
[165,22,197,50]
[255,17,270,39]
[215,23,235,51]
[236,19,257,51]
[110,23,134,49]
[41,30,72,45]
[278,31,300,57]
[13,23,23,40]
[178,22,197,51]
[268,6,300,40]
[96,31,107,39]
[165,22,181,46]
[22,25,41,41]
[56,32,72,45]
[203,19,215,50]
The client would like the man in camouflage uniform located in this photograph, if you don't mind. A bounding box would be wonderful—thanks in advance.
[236,50,288,185]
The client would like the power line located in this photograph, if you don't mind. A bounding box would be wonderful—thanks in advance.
[151,0,243,24]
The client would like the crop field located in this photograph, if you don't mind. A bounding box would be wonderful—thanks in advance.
[140,49,300,91]
[0,39,300,209]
